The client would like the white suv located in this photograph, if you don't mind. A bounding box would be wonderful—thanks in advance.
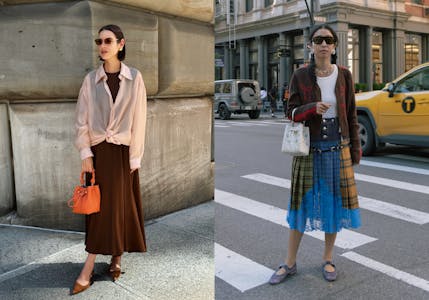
[214,79,263,120]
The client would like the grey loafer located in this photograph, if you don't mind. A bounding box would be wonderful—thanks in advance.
[268,263,297,285]
[322,261,337,281]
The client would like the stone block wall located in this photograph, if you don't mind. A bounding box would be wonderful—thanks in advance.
[0,0,214,230]
[0,103,14,216]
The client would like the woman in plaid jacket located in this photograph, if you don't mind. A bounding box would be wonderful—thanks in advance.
[269,24,361,284]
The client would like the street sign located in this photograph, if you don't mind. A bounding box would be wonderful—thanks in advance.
[314,16,326,22]
[215,59,224,67]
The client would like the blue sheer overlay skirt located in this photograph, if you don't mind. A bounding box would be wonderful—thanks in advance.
[287,140,361,233]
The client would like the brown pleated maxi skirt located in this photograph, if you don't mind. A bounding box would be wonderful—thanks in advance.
[85,141,146,256]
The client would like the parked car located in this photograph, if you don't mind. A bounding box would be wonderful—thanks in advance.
[214,79,263,120]
[356,62,429,155]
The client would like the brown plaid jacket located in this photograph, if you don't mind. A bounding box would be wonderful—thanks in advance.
[287,65,361,164]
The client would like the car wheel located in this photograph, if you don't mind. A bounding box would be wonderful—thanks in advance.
[218,103,231,120]
[240,87,256,104]
[248,110,260,119]
[358,115,375,155]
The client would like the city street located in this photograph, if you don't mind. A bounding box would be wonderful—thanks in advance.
[214,113,429,299]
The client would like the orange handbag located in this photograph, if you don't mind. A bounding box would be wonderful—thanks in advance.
[67,171,101,215]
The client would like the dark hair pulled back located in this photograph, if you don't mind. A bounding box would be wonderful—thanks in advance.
[98,24,126,61]
[308,24,338,84]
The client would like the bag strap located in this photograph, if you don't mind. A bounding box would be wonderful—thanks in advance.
[292,108,297,122]
[80,171,96,186]
[67,197,74,208]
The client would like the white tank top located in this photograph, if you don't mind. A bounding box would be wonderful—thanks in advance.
[317,64,338,118]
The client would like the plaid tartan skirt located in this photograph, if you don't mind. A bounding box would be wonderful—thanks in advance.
[286,139,361,233]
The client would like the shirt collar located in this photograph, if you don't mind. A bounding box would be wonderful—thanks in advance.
[95,62,133,83]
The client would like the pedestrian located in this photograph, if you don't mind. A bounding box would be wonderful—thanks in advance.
[268,84,278,117]
[260,86,268,102]
[269,24,361,285]
[72,24,147,295]
[281,82,289,118]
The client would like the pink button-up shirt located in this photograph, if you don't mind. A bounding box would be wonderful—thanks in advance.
[75,62,147,169]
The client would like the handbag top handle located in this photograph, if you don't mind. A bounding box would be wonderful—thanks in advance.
[80,171,96,186]
[292,108,297,122]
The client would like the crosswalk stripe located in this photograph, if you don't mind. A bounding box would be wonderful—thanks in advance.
[215,120,283,126]
[241,170,429,196]
[228,121,268,126]
[242,173,429,225]
[214,125,230,128]
[358,196,429,225]
[215,243,273,292]
[215,189,377,249]
[255,121,284,125]
[354,173,429,195]
[360,160,429,175]
[341,251,429,292]
[386,154,429,163]
[242,173,291,188]
[221,122,253,127]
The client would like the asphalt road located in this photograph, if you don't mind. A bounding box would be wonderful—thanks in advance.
[214,113,429,300]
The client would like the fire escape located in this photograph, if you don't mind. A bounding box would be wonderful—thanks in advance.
[217,0,237,49]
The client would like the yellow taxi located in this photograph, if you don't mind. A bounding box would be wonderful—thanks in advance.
[356,62,429,155]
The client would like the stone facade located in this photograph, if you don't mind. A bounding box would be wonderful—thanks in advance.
[0,0,214,230]
[0,103,14,216]
[215,0,429,92]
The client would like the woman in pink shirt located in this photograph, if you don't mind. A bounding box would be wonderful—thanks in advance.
[72,24,147,295]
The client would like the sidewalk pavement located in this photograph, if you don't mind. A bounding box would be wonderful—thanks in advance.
[0,201,214,300]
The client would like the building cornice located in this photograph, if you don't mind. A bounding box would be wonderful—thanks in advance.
[215,2,414,44]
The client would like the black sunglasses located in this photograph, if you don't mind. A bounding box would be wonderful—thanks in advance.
[94,38,120,46]
[312,36,336,45]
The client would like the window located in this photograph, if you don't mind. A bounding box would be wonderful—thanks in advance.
[293,35,304,67]
[265,0,274,7]
[267,36,279,62]
[372,31,383,84]
[246,0,253,12]
[249,39,258,79]
[420,69,429,91]
[215,83,222,93]
[214,82,232,94]
[215,47,224,80]
[215,0,223,17]
[249,39,258,62]
[249,64,257,80]
[347,29,359,81]
[404,34,421,71]
[405,44,420,71]
[268,65,278,94]
[396,68,429,93]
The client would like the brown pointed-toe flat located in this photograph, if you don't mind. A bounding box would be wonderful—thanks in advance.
[71,280,91,295]
[71,272,94,295]
[109,263,121,282]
